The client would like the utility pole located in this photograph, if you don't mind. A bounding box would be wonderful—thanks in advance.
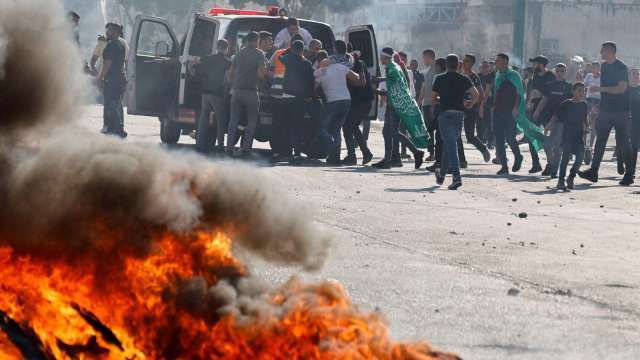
[512,0,526,64]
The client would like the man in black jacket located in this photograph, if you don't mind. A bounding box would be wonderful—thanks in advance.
[280,40,315,165]
[192,39,232,153]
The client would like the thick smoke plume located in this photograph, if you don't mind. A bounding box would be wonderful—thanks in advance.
[0,0,330,271]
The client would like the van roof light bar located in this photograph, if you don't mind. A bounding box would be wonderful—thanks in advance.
[208,8,269,16]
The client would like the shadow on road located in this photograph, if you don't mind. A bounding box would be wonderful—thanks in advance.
[385,186,440,194]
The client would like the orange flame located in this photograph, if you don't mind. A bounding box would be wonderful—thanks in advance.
[0,231,459,360]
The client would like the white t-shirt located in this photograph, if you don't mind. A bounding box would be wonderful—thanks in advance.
[407,68,415,98]
[584,72,601,100]
[314,64,351,103]
[274,27,313,49]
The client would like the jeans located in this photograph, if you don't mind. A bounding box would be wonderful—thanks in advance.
[493,111,522,167]
[323,100,351,160]
[280,97,305,156]
[543,122,564,176]
[227,89,260,153]
[559,142,585,180]
[343,101,372,157]
[438,110,464,178]
[197,94,226,153]
[591,111,633,176]
[103,77,125,134]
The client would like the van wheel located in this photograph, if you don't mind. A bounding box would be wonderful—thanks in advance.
[160,117,181,144]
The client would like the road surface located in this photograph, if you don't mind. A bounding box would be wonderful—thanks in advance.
[81,105,640,360]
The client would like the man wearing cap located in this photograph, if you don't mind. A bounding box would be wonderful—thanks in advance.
[526,55,555,173]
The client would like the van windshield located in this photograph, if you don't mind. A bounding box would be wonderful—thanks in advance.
[224,18,335,56]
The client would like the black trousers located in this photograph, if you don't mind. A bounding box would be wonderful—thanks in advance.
[103,78,125,134]
[271,97,287,155]
[280,97,305,156]
[383,107,420,162]
[343,101,372,156]
[493,111,522,167]
[632,120,640,176]
[592,112,634,176]
[423,105,436,153]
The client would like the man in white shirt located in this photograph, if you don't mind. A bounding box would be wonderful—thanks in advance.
[583,61,601,164]
[314,40,362,165]
[274,17,312,49]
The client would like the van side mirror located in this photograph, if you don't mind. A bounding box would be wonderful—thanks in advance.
[155,41,170,57]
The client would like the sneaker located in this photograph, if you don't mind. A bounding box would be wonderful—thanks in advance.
[482,148,491,163]
[617,160,625,176]
[371,160,391,169]
[556,179,567,191]
[567,176,575,190]
[448,177,462,190]
[492,158,501,165]
[425,164,439,172]
[425,153,435,162]
[390,159,404,168]
[497,167,509,176]
[414,150,425,169]
[460,161,468,169]
[620,176,635,187]
[578,168,598,183]
[362,150,374,165]
[435,169,445,185]
[529,164,543,174]
[512,154,523,173]
[342,155,357,166]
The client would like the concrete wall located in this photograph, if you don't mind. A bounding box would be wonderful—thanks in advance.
[527,2,640,66]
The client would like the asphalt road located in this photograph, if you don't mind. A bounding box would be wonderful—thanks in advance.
[82,105,640,360]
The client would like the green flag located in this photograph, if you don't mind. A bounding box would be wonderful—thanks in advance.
[494,68,545,151]
[385,61,431,149]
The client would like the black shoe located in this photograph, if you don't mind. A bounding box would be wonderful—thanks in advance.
[617,160,626,176]
[289,155,302,166]
[584,150,592,166]
[620,176,635,186]
[390,159,403,168]
[497,167,509,176]
[362,150,373,165]
[342,155,357,166]
[541,164,551,176]
[435,169,445,185]
[448,177,462,190]
[512,154,523,173]
[482,148,491,163]
[578,168,598,183]
[556,179,567,191]
[460,161,468,169]
[371,160,391,169]
[425,164,439,172]
[492,158,500,165]
[326,156,342,166]
[567,176,575,190]
[529,164,543,174]
[414,150,425,169]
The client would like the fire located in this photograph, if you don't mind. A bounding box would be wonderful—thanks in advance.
[0,230,459,360]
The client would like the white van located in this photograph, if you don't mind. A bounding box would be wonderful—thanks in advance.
[126,7,379,149]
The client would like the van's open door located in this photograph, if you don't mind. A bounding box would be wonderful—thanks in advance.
[346,25,379,120]
[127,16,180,116]
[179,14,220,108]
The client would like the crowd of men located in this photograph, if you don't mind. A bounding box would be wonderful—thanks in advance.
[77,12,639,191]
